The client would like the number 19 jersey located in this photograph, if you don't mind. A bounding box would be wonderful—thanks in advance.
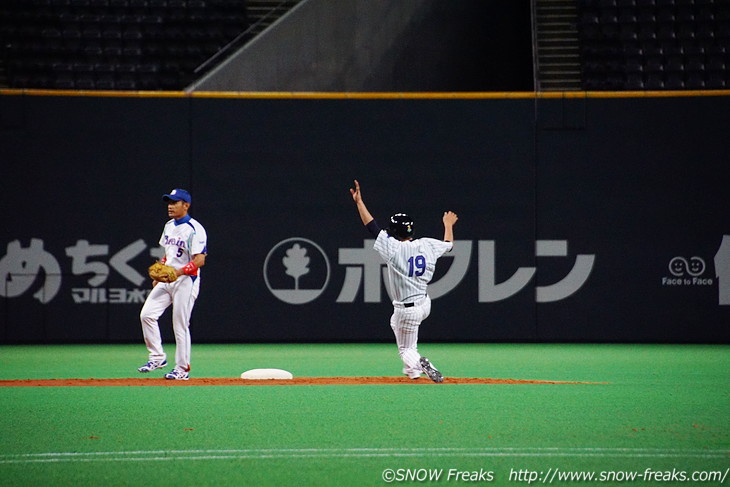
[373,230,453,303]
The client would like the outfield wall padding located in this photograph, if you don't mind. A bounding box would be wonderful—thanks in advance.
[1,92,728,343]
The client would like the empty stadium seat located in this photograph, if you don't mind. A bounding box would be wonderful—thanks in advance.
[579,0,730,90]
[1,0,256,90]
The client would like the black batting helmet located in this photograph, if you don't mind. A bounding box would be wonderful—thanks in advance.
[388,213,414,240]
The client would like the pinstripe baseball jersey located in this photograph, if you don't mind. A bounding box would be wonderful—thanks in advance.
[373,230,453,302]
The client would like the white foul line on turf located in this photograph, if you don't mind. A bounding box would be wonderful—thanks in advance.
[0,447,728,464]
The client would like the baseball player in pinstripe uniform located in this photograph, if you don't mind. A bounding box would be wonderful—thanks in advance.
[350,180,458,382]
[138,189,208,380]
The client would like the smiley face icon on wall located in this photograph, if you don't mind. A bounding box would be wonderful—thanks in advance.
[687,257,705,276]
[668,257,687,276]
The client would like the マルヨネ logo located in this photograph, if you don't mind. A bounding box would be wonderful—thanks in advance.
[0,238,160,304]
[263,238,331,305]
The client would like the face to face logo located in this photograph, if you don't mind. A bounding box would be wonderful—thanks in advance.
[668,256,706,277]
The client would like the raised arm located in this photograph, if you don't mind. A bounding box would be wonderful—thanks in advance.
[350,179,375,226]
[442,211,458,242]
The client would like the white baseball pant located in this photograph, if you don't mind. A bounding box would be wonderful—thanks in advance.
[140,276,198,371]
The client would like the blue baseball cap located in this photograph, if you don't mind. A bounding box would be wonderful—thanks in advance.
[162,189,191,204]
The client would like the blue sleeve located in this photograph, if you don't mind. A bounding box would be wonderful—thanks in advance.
[365,219,381,237]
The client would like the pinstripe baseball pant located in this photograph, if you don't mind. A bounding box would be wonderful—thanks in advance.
[390,295,431,377]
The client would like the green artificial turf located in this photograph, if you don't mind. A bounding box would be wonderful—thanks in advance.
[0,344,728,486]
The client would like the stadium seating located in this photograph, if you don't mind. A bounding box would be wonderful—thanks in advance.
[0,0,251,90]
[579,0,730,90]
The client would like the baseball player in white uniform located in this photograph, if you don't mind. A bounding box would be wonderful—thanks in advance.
[138,189,208,380]
[350,180,458,382]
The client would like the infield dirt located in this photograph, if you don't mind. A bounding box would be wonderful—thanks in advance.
[0,377,597,387]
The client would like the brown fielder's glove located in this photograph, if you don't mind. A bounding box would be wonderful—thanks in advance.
[148,261,178,283]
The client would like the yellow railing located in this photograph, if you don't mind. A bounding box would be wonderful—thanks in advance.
[1,89,730,99]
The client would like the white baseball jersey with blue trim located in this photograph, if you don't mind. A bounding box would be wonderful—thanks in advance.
[373,230,453,303]
[160,215,208,274]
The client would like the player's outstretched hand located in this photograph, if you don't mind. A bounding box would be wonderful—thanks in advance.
[443,211,458,226]
[350,179,363,204]
[351,179,376,226]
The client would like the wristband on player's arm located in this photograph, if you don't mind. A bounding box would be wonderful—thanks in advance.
[365,219,381,237]
[181,261,198,276]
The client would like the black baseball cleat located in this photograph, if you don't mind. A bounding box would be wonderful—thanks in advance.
[419,357,444,383]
